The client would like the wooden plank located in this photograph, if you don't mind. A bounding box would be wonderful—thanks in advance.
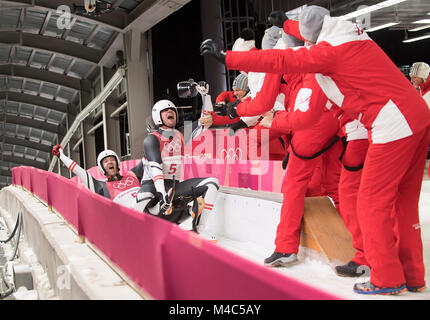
[301,196,356,264]
[300,220,322,256]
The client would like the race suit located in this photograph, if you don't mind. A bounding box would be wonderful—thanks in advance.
[56,149,142,210]
[135,128,219,232]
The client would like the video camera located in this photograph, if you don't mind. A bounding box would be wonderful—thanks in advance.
[177,79,208,98]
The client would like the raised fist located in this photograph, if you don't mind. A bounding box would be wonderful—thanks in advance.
[200,39,226,64]
[212,103,228,117]
[52,144,63,157]
[196,81,209,95]
[158,188,174,216]
[226,99,240,119]
[229,119,248,136]
[268,10,288,28]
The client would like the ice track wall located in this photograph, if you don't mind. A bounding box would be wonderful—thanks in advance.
[8,163,340,300]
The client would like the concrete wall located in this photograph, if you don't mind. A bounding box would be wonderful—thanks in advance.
[0,186,142,300]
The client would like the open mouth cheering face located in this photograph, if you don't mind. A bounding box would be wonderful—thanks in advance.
[161,108,177,128]
[102,156,119,177]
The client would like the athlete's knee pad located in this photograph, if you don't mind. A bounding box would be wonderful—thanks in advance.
[135,191,157,214]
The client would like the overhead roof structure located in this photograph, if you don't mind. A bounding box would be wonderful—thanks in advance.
[0,0,193,189]
[311,0,430,33]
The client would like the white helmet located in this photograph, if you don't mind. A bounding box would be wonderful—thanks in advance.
[97,149,121,175]
[152,99,178,126]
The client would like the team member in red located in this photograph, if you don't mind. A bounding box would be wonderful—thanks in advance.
[199,73,249,128]
[136,100,220,240]
[235,69,341,266]
[52,146,143,210]
[201,6,430,294]
[409,62,430,176]
[206,29,290,161]
[410,62,430,106]
[335,118,369,276]
[216,20,368,275]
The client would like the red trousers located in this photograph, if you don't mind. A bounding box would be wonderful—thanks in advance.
[275,139,343,253]
[338,139,369,266]
[320,140,342,210]
[280,151,324,196]
[357,127,430,288]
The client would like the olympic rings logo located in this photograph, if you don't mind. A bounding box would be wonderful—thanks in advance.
[113,177,135,189]
[220,148,243,160]
[165,140,182,153]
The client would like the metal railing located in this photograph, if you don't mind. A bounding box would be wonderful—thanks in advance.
[48,66,126,172]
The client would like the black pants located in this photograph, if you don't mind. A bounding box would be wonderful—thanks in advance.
[136,177,219,224]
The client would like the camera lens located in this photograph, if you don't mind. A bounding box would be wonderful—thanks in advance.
[177,80,198,98]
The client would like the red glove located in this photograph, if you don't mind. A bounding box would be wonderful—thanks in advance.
[52,144,63,157]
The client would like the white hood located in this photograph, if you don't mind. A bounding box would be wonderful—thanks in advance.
[317,16,371,46]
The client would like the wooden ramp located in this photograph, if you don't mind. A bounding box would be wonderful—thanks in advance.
[218,187,355,266]
[300,196,355,265]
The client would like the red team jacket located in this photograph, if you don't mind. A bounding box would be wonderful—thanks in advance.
[226,16,430,144]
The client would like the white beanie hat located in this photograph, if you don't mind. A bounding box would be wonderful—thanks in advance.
[232,38,256,51]
[409,62,430,80]
[299,5,330,42]
[232,27,256,51]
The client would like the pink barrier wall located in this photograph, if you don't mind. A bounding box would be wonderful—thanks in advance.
[77,188,174,299]
[183,159,285,193]
[11,167,21,186]
[30,168,53,205]
[162,227,338,300]
[21,166,33,192]
[187,129,286,192]
[12,166,339,300]
[46,173,80,230]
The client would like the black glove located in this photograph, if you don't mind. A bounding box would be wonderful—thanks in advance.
[229,119,248,136]
[212,103,228,117]
[157,189,174,216]
[200,39,226,64]
[226,99,240,119]
[268,10,288,28]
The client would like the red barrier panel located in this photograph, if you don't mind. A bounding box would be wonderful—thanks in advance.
[11,167,21,186]
[162,227,338,300]
[77,189,174,299]
[30,168,53,205]
[183,159,228,186]
[14,166,340,300]
[47,173,80,230]
[183,158,285,193]
[20,166,34,192]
